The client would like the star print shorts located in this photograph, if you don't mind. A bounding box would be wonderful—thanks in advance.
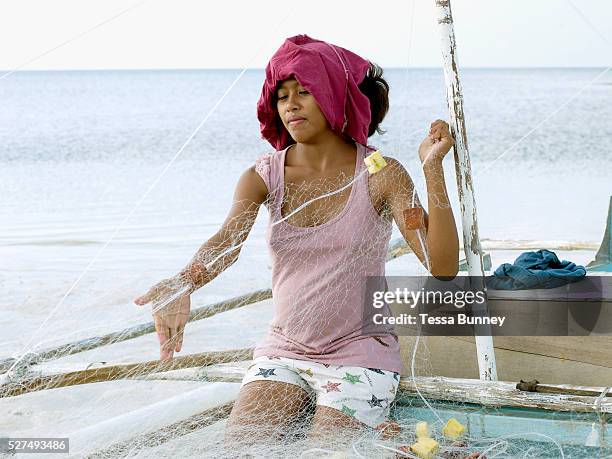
[240,356,400,428]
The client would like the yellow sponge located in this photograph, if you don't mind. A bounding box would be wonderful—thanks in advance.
[442,417,466,439]
[364,150,387,174]
[410,437,439,459]
[415,421,430,438]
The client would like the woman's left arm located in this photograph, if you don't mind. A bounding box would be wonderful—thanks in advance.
[383,119,459,277]
[418,119,459,276]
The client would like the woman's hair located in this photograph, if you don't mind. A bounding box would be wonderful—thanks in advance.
[358,62,389,137]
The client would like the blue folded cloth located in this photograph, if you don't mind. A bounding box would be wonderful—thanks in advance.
[486,249,587,290]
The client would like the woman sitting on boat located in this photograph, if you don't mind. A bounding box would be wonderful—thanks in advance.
[135,34,460,448]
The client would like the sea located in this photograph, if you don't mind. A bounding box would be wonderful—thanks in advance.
[0,68,610,359]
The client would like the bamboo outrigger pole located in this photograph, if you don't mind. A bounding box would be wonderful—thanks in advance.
[433,0,498,380]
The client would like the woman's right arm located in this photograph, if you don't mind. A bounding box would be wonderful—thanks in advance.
[133,164,268,360]
[178,164,269,291]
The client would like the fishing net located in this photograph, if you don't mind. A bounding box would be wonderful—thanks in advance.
[2,3,612,458]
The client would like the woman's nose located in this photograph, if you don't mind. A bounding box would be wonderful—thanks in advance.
[285,92,301,108]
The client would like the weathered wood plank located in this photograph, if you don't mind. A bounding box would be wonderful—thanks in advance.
[154,360,611,414]
[401,335,612,369]
[493,336,612,368]
[399,335,612,387]
[516,379,611,398]
[398,376,612,414]
[0,348,253,398]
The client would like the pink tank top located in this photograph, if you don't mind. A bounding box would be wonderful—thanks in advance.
[253,142,402,373]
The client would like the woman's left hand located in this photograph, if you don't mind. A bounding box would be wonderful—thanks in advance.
[418,119,455,165]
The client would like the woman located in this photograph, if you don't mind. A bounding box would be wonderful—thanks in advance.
[135,35,459,449]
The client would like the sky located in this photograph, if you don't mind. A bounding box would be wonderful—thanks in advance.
[0,0,610,71]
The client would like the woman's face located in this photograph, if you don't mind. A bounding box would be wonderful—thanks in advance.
[276,78,330,144]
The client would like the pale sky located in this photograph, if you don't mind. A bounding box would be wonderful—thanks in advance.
[1,0,610,71]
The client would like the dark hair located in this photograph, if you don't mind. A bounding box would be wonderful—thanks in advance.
[358,62,389,137]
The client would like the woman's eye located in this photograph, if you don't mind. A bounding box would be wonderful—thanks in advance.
[277,91,308,101]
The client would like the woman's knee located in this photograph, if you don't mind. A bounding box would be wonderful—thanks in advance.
[225,380,312,445]
[307,405,367,447]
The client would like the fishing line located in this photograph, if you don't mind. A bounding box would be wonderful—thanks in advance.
[0,0,150,81]
[476,65,612,177]
[567,0,611,47]
[410,334,443,425]
[477,2,612,176]
[390,0,438,428]
[477,432,565,459]
[395,0,419,172]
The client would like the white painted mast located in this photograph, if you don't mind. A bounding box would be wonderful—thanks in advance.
[433,0,498,381]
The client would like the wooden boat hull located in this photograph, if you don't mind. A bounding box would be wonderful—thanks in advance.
[399,335,612,386]
[396,275,612,386]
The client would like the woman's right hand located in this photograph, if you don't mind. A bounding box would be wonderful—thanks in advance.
[134,276,192,360]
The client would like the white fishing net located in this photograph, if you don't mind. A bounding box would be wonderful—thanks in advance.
[2,2,611,458]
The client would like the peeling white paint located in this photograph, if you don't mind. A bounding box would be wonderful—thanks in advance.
[433,0,498,381]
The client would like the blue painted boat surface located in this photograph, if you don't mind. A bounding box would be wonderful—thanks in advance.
[393,396,611,457]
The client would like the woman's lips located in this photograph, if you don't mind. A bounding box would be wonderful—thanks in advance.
[288,118,305,126]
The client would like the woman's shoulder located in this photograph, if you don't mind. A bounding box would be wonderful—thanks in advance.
[364,145,403,171]
[366,152,414,201]
[367,152,412,182]
[254,153,271,179]
[253,150,282,193]
[380,154,403,171]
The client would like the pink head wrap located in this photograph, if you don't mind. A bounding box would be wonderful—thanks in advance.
[257,34,372,151]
